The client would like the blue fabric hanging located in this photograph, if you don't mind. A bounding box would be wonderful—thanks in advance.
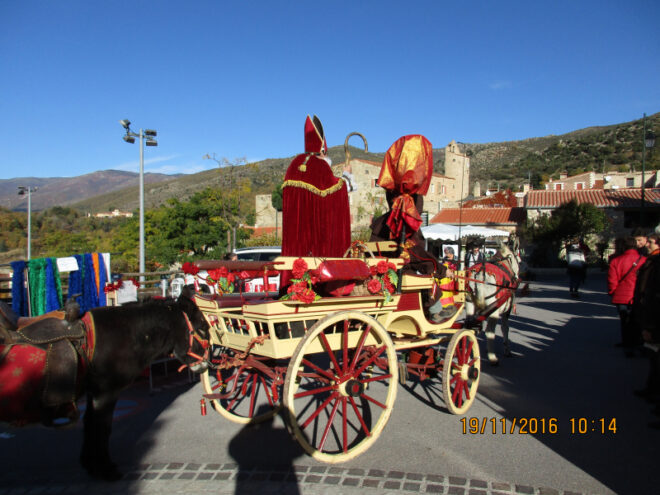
[67,254,84,308]
[10,260,27,317]
[82,253,98,312]
[97,253,107,307]
[44,258,63,312]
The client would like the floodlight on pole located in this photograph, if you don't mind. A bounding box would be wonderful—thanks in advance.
[120,120,158,281]
[17,186,38,260]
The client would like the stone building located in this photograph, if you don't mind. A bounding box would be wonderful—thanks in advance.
[544,170,660,191]
[443,140,470,202]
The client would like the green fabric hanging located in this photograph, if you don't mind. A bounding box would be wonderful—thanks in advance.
[51,257,63,308]
[27,258,47,316]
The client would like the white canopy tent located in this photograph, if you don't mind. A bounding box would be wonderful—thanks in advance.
[421,223,510,241]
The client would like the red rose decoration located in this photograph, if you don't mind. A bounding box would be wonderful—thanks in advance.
[367,278,382,294]
[369,265,378,276]
[292,258,308,279]
[298,288,316,304]
[227,273,236,283]
[182,262,200,275]
[384,278,396,294]
[387,262,396,272]
[376,260,389,275]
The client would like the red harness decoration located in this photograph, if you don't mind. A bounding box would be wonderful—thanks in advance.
[465,261,519,310]
[177,312,210,373]
[80,312,96,366]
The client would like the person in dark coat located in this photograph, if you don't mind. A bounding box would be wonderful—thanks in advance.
[631,233,660,426]
[608,236,646,355]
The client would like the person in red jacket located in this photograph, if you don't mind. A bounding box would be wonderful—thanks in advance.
[608,236,647,356]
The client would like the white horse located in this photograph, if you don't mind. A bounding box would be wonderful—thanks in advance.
[464,241,521,366]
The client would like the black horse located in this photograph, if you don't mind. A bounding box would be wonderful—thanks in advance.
[0,287,210,481]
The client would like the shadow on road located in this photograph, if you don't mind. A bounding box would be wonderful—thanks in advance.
[474,274,658,495]
[228,405,304,495]
[0,371,196,490]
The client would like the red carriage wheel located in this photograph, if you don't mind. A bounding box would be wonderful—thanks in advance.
[283,311,397,463]
[200,349,284,424]
[441,329,481,415]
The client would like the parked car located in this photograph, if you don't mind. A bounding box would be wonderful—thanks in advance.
[234,246,281,262]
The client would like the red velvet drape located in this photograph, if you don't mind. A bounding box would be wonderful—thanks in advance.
[281,154,351,259]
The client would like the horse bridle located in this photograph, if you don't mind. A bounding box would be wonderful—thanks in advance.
[177,312,211,372]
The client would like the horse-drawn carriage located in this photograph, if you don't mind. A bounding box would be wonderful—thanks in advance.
[188,240,484,463]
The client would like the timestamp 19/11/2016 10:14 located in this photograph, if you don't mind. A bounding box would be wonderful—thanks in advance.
[460,417,617,435]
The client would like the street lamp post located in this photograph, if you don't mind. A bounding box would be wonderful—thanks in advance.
[641,113,656,227]
[120,120,158,281]
[17,186,37,260]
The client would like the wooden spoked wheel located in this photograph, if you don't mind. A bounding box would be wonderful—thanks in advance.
[442,329,481,415]
[283,311,398,463]
[200,349,283,424]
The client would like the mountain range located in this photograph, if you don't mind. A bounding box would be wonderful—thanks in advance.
[1,112,657,214]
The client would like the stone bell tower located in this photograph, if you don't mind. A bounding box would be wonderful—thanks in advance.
[444,140,470,201]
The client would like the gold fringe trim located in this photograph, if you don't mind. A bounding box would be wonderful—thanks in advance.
[282,179,344,197]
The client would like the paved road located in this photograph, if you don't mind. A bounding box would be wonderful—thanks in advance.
[1,273,658,494]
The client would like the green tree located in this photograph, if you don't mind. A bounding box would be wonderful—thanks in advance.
[149,188,235,265]
[525,200,610,266]
[271,181,283,212]
[550,200,609,240]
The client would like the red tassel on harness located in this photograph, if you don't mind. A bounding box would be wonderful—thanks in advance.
[200,398,207,416]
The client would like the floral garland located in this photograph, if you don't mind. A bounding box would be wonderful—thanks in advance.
[206,266,236,294]
[280,258,320,304]
[182,262,200,276]
[103,278,140,293]
[182,261,253,295]
[366,260,398,303]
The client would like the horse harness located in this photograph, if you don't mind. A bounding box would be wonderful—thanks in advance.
[464,257,519,311]
[177,311,210,372]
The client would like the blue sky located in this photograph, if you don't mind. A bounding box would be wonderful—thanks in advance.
[1,0,658,179]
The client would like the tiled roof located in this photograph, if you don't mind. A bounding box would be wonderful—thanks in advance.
[525,188,660,208]
[430,207,525,225]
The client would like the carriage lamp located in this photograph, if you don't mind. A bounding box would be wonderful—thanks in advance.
[641,112,656,226]
[119,120,158,281]
[17,186,37,260]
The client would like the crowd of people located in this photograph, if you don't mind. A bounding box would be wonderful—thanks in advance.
[607,228,660,429]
